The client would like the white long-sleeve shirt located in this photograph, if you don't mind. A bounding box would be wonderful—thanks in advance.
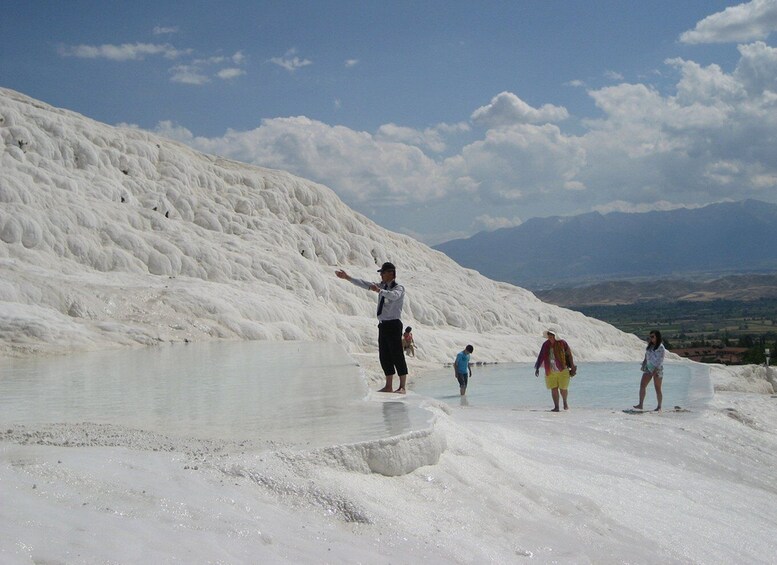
[348,277,405,322]
[644,343,666,371]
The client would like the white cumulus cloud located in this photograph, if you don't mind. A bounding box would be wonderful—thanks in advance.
[591,200,704,215]
[733,41,777,93]
[153,26,179,35]
[217,68,245,80]
[157,116,450,206]
[471,91,569,128]
[270,49,312,71]
[450,122,586,202]
[172,51,247,85]
[579,46,777,209]
[604,70,625,81]
[680,0,777,44]
[473,214,523,231]
[59,42,189,61]
[170,65,209,85]
[375,123,447,153]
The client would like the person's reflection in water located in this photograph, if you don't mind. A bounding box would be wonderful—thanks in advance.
[382,401,411,436]
[460,395,470,407]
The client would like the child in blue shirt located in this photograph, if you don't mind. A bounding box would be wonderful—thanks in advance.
[454,345,474,396]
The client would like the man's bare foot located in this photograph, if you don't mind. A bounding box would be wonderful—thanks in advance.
[633,405,643,410]
[550,407,560,412]
[394,387,406,394]
[563,405,569,410]
[654,406,662,412]
[377,387,392,393]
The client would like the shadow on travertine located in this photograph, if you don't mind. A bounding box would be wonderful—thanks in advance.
[0,341,442,475]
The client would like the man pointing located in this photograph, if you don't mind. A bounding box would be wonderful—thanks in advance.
[335,262,409,393]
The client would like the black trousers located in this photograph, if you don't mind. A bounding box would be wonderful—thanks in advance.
[378,319,408,376]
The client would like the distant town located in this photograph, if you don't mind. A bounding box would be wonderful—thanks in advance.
[671,345,755,365]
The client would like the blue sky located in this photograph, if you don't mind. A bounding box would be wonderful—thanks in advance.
[3,0,777,244]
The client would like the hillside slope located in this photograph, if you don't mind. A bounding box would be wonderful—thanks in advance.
[535,274,777,307]
[0,88,642,364]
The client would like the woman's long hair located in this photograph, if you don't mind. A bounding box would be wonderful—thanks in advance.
[647,330,663,350]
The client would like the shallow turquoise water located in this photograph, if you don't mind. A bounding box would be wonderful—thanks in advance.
[410,362,712,410]
[0,341,432,446]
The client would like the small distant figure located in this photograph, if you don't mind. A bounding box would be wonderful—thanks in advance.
[152,206,158,211]
[120,196,125,203]
[335,262,408,394]
[454,345,474,396]
[534,328,577,412]
[165,210,170,218]
[634,330,666,411]
[402,326,415,357]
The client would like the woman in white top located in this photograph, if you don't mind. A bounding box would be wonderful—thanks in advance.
[634,330,666,411]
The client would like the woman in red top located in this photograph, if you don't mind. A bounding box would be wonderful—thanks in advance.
[534,328,577,411]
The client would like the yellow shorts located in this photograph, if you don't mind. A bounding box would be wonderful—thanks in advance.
[545,369,571,390]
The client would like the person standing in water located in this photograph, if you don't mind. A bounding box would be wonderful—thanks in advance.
[634,330,666,411]
[335,262,409,394]
[534,328,577,411]
[454,344,474,396]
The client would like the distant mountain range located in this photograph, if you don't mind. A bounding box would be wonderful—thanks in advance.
[433,200,777,289]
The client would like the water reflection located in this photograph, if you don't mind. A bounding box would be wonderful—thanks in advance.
[381,401,412,436]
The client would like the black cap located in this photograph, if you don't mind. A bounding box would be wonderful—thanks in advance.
[377,262,396,273]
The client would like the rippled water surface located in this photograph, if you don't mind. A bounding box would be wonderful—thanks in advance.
[411,362,712,410]
[0,341,432,446]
